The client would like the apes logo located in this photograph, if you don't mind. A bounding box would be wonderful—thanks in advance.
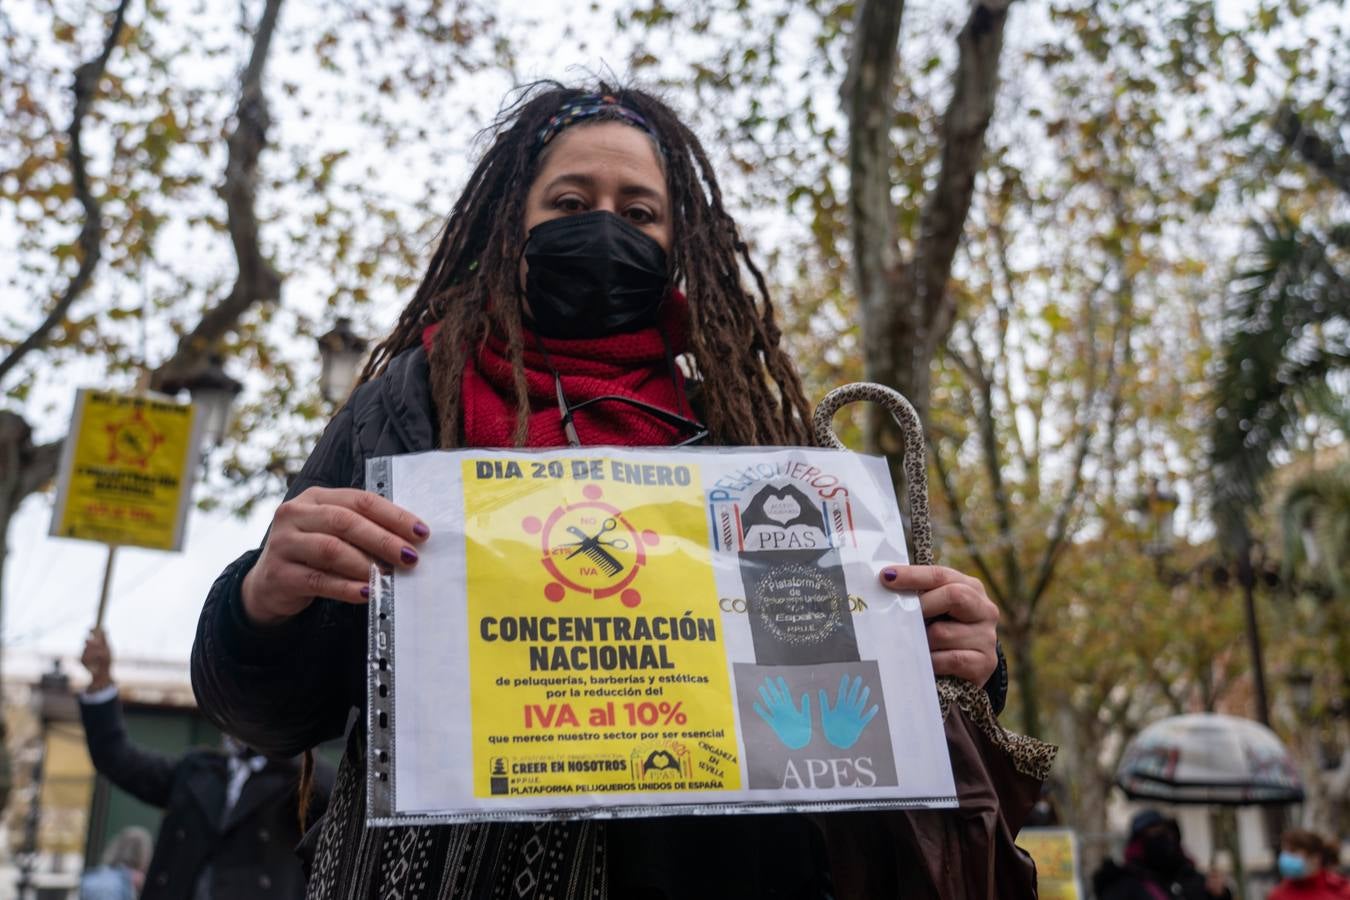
[522,484,661,608]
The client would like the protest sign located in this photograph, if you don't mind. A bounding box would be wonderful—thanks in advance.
[366,447,955,823]
[1016,828,1083,899]
[50,389,197,552]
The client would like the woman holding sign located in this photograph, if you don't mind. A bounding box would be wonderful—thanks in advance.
[192,82,1028,899]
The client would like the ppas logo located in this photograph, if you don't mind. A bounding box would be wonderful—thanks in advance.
[631,741,693,783]
[706,460,857,554]
[522,484,661,608]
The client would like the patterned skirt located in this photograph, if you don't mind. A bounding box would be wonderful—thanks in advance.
[307,750,606,900]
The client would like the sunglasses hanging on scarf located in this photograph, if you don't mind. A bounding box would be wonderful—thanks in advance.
[537,335,709,449]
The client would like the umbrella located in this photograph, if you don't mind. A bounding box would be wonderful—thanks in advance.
[1116,713,1304,806]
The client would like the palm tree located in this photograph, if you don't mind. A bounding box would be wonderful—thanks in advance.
[1212,216,1350,542]
[1210,104,1350,725]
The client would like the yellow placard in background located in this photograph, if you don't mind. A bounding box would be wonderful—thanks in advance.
[50,390,197,551]
[462,456,741,799]
[1017,828,1083,900]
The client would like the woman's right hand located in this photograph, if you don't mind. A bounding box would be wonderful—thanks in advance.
[241,487,430,626]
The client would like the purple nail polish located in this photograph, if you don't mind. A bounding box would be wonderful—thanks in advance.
[400,546,418,565]
[413,522,430,538]
[882,568,897,583]
[360,586,370,599]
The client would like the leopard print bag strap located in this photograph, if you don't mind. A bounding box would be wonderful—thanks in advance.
[811,383,934,566]
[810,382,1057,782]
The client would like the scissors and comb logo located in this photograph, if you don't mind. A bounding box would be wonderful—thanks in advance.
[521,484,662,608]
[560,517,628,576]
[104,405,166,469]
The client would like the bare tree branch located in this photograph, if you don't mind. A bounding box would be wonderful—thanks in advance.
[930,435,1009,607]
[1023,243,1112,613]
[1098,191,1130,503]
[964,326,1026,605]
[1197,667,1214,712]
[1150,663,1187,715]
[1026,367,1097,613]
[0,0,131,387]
[1101,693,1146,775]
[151,0,285,390]
[915,0,1012,345]
[986,219,1031,474]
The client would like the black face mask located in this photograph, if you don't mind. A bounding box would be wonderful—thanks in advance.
[1142,833,1185,875]
[523,210,668,339]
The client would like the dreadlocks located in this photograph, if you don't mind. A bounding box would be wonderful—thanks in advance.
[358,80,813,448]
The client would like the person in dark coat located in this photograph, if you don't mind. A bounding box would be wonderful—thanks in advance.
[190,81,1027,900]
[80,629,334,900]
[1093,809,1233,900]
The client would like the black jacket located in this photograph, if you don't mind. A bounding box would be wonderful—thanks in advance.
[191,345,1009,898]
[80,694,334,900]
[1093,858,1233,900]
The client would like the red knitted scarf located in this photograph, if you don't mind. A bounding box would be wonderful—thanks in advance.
[421,294,693,448]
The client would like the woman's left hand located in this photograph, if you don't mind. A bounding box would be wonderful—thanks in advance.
[878,565,1000,686]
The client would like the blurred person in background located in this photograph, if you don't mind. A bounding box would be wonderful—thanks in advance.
[1269,829,1350,899]
[1023,780,1062,828]
[1093,809,1233,900]
[79,629,334,899]
[79,825,152,900]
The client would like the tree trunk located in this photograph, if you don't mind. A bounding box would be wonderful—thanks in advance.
[1077,765,1113,883]
[0,414,22,691]
[1056,702,1114,881]
[0,415,58,673]
[0,503,11,813]
[875,329,930,535]
[0,412,31,813]
[843,0,1012,524]
[1007,621,1041,738]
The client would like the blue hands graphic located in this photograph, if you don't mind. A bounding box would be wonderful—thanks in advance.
[752,673,881,751]
[819,675,880,750]
[752,676,813,750]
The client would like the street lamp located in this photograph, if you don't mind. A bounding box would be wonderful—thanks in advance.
[316,317,368,404]
[1139,477,1181,557]
[1285,669,1315,719]
[160,354,244,451]
[1137,478,1189,588]
[36,660,75,723]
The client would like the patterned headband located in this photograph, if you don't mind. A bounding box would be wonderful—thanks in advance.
[535,94,664,154]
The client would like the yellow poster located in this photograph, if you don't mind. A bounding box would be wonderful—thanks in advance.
[1017,828,1083,900]
[366,448,958,823]
[50,389,197,551]
[462,456,741,798]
